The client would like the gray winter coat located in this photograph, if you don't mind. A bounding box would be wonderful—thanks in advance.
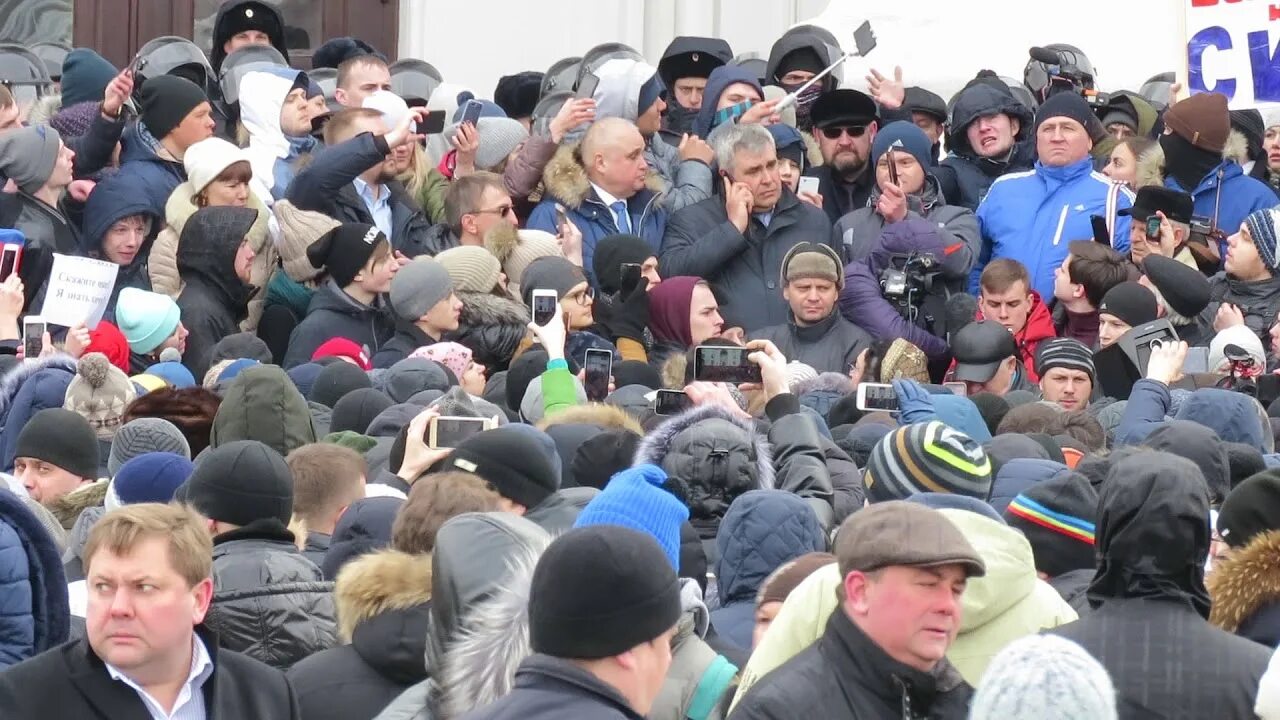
[646,135,713,213]
[751,310,873,375]
[832,176,981,272]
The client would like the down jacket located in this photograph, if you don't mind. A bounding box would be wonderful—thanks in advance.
[0,356,78,473]
[0,487,69,669]
[205,518,338,671]
[447,291,531,373]
[1209,529,1280,648]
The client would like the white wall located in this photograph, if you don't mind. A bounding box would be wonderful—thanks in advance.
[400,0,1186,103]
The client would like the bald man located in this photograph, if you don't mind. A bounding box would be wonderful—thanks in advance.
[527,116,667,287]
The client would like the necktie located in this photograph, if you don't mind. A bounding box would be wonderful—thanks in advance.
[611,201,631,234]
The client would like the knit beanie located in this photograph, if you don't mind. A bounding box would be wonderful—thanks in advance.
[137,362,196,390]
[182,137,252,196]
[50,101,99,140]
[573,463,690,571]
[1097,282,1158,327]
[116,287,182,355]
[591,234,655,296]
[570,429,642,490]
[329,388,394,434]
[274,200,343,282]
[209,332,274,366]
[64,353,138,440]
[780,242,843,290]
[307,223,388,288]
[1035,338,1095,384]
[435,246,500,294]
[311,36,381,70]
[494,71,544,119]
[310,361,372,409]
[443,426,559,508]
[1209,324,1267,373]
[179,440,293,526]
[380,358,452,403]
[206,358,258,387]
[970,635,1118,720]
[14,408,100,479]
[870,120,934,175]
[139,75,209,140]
[60,48,118,107]
[1245,207,1280,275]
[105,452,194,512]
[529,525,682,659]
[1217,469,1280,548]
[487,229,561,296]
[0,125,62,194]
[1164,92,1231,154]
[108,417,191,477]
[1225,442,1267,491]
[311,337,372,371]
[85,322,132,374]
[1004,472,1098,577]
[519,256,587,307]
[410,341,473,381]
[443,117,529,171]
[389,256,455,323]
[1034,91,1105,143]
[864,421,992,502]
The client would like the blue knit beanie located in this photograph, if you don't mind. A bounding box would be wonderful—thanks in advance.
[870,120,933,175]
[574,463,690,571]
[638,72,665,117]
[105,452,195,511]
[116,288,182,354]
[61,48,118,108]
[144,361,196,389]
[1245,207,1280,276]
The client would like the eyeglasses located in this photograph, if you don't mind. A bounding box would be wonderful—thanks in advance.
[819,126,868,140]
[471,205,515,218]
[566,286,595,305]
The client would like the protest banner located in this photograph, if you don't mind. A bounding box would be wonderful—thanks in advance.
[41,254,119,329]
[1185,0,1280,110]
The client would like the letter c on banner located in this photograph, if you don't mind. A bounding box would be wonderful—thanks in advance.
[1188,25,1237,99]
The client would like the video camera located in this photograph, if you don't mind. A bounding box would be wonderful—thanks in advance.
[879,253,943,325]
[1026,45,1107,108]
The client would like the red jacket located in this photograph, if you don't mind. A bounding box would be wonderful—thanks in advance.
[975,292,1057,383]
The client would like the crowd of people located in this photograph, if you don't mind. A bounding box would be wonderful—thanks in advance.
[5,1,1280,718]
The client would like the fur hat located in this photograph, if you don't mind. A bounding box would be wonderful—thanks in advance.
[121,386,222,455]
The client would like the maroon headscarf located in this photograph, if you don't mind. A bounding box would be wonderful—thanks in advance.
[647,276,703,347]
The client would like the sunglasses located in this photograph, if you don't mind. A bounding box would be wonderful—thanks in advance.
[819,125,868,140]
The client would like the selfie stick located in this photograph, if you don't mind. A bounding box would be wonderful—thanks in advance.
[774,25,875,112]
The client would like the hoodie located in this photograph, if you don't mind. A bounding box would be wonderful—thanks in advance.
[283,280,395,369]
[175,206,258,381]
[114,120,188,218]
[937,81,1037,211]
[80,174,161,310]
[239,67,319,205]
[209,365,317,457]
[691,66,763,140]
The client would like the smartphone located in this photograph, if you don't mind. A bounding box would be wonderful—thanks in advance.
[943,381,967,396]
[1125,319,1178,374]
[554,203,569,229]
[576,72,600,100]
[620,263,642,292]
[693,345,762,384]
[1090,215,1110,246]
[460,99,483,126]
[886,148,899,186]
[654,389,693,416]
[22,316,44,361]
[583,348,612,402]
[427,415,492,449]
[420,109,446,135]
[532,289,558,326]
[0,244,22,282]
[855,382,899,413]
[853,20,877,57]
[1183,346,1210,374]
[797,176,820,195]
[1145,215,1162,240]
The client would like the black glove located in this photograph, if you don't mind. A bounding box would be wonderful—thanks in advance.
[601,277,650,343]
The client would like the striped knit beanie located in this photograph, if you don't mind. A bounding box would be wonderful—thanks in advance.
[863,421,992,502]
[1035,338,1095,384]
[1003,472,1098,578]
[1245,207,1280,275]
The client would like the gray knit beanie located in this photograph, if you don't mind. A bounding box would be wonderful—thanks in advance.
[970,635,1117,720]
[0,125,62,194]
[389,257,455,323]
[108,417,192,477]
[444,117,529,170]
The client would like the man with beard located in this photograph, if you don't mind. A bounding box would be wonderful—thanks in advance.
[285,106,437,257]
[423,172,519,256]
[657,36,733,137]
[803,89,879,225]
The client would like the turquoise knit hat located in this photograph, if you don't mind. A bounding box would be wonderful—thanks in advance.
[116,287,181,354]
[573,463,690,571]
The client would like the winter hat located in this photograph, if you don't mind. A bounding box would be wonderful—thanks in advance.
[310,361,372,409]
[135,362,196,391]
[274,200,343,282]
[1225,442,1267,490]
[435,246,500,294]
[209,332,273,367]
[494,71,544,119]
[443,426,559,508]
[182,137,252,196]
[0,125,62,194]
[571,429,642,490]
[64,353,137,440]
[591,234,655,295]
[138,75,209,140]
[311,337,372,371]
[85,322,132,374]
[445,117,529,170]
[1143,420,1231,503]
[1217,469,1280,548]
[329,388,394,434]
[410,341,473,381]
[781,242,843,290]
[49,101,99,140]
[1035,338,1095,384]
[381,358,451,403]
[1209,324,1267,373]
[529,525,682,659]
[105,452,194,512]
[877,338,930,384]
[520,375,588,424]
[1163,92,1231,154]
[179,440,293,526]
[969,635,1117,720]
[207,358,258,387]
[1004,472,1098,578]
[307,223,388,288]
[1142,254,1211,318]
[613,359,661,390]
[120,386,220,455]
[60,48,117,107]
[786,362,819,389]
[1034,91,1105,143]
[487,229,560,296]
[14,408,100,479]
[363,90,410,129]
[864,421,992,502]
[505,350,549,411]
[756,552,837,611]
[1097,282,1158,327]
[869,120,934,174]
[573,464,690,571]
[389,256,455,323]
[1245,207,1280,275]
[970,392,1011,437]
[116,287,182,355]
[518,256,587,307]
[108,417,191,477]
[311,36,381,69]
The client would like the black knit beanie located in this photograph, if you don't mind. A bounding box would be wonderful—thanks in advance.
[969,392,1011,437]
[330,388,394,435]
[592,234,655,296]
[443,426,558,508]
[506,350,549,412]
[308,223,388,288]
[179,440,293,526]
[15,408,100,478]
[139,75,209,140]
[1225,442,1267,491]
[570,429,641,490]
[309,361,372,409]
[1218,468,1280,548]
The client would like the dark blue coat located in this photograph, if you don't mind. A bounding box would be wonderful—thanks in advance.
[80,173,161,314]
[0,357,77,473]
[112,122,187,220]
[987,458,1069,515]
[0,488,69,669]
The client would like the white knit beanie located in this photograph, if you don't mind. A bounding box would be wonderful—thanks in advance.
[183,137,252,195]
[970,635,1117,720]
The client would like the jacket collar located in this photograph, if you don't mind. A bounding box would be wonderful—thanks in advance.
[790,307,841,342]
[212,517,296,551]
[515,654,644,718]
[67,626,225,716]
[1035,156,1094,190]
[823,609,966,713]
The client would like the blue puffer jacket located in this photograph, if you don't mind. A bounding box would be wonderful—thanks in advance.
[971,158,1134,298]
[0,356,77,473]
[711,490,826,652]
[1166,160,1277,256]
[987,458,1069,515]
[1116,380,1270,453]
[0,488,69,669]
[112,121,188,219]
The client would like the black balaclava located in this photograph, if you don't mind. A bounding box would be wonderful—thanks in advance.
[1160,131,1221,193]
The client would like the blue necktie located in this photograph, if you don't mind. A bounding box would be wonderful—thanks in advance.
[611,201,631,234]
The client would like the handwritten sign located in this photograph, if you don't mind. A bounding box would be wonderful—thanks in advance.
[42,254,118,329]
[1185,0,1280,109]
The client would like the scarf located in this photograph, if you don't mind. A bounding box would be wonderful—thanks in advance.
[1160,132,1221,193]
[781,82,823,132]
[663,101,699,136]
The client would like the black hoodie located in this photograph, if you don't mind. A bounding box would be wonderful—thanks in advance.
[936,81,1037,210]
[176,206,258,381]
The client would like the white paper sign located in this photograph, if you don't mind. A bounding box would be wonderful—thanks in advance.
[1185,0,1280,110]
[42,254,119,329]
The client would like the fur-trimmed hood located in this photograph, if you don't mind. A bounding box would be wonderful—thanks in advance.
[540,141,665,211]
[24,94,62,128]
[1209,529,1280,633]
[792,372,854,397]
[459,290,529,327]
[334,549,432,642]
[536,401,643,435]
[1135,129,1250,189]
[0,354,76,422]
[49,481,107,531]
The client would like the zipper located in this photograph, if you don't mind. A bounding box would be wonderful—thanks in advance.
[1051,204,1069,246]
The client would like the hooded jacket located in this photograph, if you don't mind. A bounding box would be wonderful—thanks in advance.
[975,291,1056,383]
[445,290,530,373]
[80,174,161,311]
[1209,530,1280,648]
[751,309,873,376]
[1050,451,1270,720]
[283,280,396,369]
[1200,272,1280,356]
[935,81,1038,211]
[0,487,69,669]
[209,365,318,457]
[834,174,982,271]
[175,207,258,381]
[240,68,320,205]
[209,0,290,73]
[114,120,189,219]
[0,355,78,473]
[710,490,826,652]
[1116,380,1269,463]
[986,458,1069,515]
[287,550,432,720]
[205,518,338,671]
[692,66,764,141]
[661,188,834,331]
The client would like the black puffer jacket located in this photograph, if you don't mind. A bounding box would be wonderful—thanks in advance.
[0,191,78,311]
[935,81,1037,211]
[448,291,530,373]
[1199,273,1280,354]
[205,519,338,671]
[283,280,395,368]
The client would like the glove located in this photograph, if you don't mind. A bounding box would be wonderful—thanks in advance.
[601,277,650,343]
[893,378,935,425]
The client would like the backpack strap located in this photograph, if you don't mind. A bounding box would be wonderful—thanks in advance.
[686,655,738,720]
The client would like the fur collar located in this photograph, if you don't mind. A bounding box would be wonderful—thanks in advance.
[536,402,643,434]
[1208,529,1280,632]
[634,403,776,489]
[0,354,76,422]
[541,142,666,211]
[334,549,432,642]
[460,291,529,326]
[1135,129,1249,189]
[49,480,108,530]
[793,372,855,397]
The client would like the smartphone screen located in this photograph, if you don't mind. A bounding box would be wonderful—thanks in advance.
[693,345,762,384]
[0,245,21,282]
[460,100,483,126]
[576,72,600,100]
[886,148,899,186]
[654,389,692,416]
[429,416,489,449]
[22,319,44,360]
[1090,215,1110,245]
[532,290,558,326]
[1145,216,1162,240]
[857,383,899,412]
[584,349,612,402]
